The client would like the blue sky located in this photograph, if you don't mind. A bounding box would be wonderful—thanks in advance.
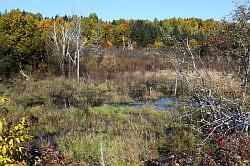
[0,0,243,21]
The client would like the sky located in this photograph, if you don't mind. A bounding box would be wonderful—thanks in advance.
[0,0,243,21]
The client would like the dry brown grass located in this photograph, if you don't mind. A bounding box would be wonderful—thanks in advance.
[121,69,241,97]
[183,69,242,96]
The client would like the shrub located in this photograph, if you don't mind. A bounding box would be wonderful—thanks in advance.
[0,117,31,165]
[30,143,73,165]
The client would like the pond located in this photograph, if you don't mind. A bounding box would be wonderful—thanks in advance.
[112,97,179,111]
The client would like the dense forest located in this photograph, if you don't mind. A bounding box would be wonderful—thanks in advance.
[0,1,249,166]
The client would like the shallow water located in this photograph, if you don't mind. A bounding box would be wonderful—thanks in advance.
[113,97,178,111]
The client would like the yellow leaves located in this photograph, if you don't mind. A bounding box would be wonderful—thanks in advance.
[0,120,6,133]
[114,20,131,41]
[82,36,88,45]
[55,17,65,25]
[0,9,43,58]
[18,147,24,154]
[0,98,11,107]
[0,122,2,133]
[0,97,9,103]
[0,154,14,165]
[1,145,6,155]
[0,117,31,165]
[36,19,53,36]
[189,39,199,49]
[4,164,16,166]
[154,41,165,49]
[25,14,35,21]
[15,138,20,144]
[19,117,26,125]
[8,139,13,147]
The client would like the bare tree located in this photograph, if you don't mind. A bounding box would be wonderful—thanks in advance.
[160,2,250,141]
[71,16,87,82]
[163,29,249,144]
[51,16,87,82]
[179,39,249,142]
[231,1,250,104]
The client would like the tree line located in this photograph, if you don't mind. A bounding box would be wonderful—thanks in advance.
[0,6,249,79]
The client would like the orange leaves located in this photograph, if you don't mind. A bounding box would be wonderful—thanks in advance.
[102,40,113,47]
[36,19,53,36]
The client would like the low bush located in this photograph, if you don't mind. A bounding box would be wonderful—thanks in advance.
[0,117,31,165]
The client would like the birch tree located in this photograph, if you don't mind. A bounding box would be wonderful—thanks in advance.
[51,16,87,82]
